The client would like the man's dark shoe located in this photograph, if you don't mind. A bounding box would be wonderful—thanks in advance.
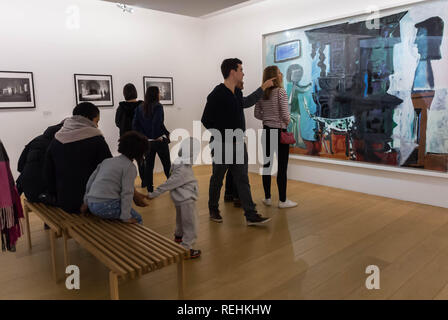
[224,194,233,202]
[44,223,50,230]
[209,210,223,223]
[246,214,271,226]
[174,235,182,243]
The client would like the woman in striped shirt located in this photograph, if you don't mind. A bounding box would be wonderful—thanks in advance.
[254,66,297,209]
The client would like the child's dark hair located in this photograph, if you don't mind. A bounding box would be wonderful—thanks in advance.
[118,131,149,161]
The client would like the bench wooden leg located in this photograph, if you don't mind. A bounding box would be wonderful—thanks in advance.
[50,231,58,282]
[63,232,70,267]
[109,271,119,300]
[177,258,185,299]
[23,203,32,250]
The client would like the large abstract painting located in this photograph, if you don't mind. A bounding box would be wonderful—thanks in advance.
[263,0,448,172]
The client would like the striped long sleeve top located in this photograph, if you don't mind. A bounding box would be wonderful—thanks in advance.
[254,87,290,129]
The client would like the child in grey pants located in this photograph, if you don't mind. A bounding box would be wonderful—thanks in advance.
[147,138,201,259]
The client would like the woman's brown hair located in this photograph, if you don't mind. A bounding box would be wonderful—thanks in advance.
[142,86,160,118]
[262,65,283,100]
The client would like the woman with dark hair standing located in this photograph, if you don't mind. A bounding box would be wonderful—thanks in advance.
[255,66,297,209]
[115,83,145,186]
[133,86,171,193]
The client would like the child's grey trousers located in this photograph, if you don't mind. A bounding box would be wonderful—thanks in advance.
[175,200,198,250]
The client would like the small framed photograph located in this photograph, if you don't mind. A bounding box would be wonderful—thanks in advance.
[0,71,36,109]
[74,74,114,107]
[274,40,301,63]
[143,76,174,105]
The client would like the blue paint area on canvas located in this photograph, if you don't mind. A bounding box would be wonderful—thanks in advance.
[263,0,448,172]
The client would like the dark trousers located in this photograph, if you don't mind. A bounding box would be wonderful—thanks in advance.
[262,126,290,202]
[208,143,257,217]
[224,170,239,199]
[137,159,146,187]
[145,140,171,192]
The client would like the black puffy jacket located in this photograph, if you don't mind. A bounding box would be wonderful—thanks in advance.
[16,123,63,201]
[115,100,143,136]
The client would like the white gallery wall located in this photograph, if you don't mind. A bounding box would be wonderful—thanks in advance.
[0,0,207,178]
[202,0,448,208]
[0,0,446,208]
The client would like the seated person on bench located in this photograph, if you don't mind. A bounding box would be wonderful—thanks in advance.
[82,131,149,224]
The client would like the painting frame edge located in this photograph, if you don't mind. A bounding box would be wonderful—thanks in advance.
[74,73,114,107]
[143,75,174,106]
[0,70,36,110]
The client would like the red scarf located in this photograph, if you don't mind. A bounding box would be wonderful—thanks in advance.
[0,140,23,251]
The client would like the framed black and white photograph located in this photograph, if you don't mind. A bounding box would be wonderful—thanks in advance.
[0,71,35,109]
[74,74,114,107]
[143,76,174,105]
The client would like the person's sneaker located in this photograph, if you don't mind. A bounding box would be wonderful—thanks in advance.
[279,199,298,209]
[174,235,182,243]
[188,249,201,259]
[246,214,271,226]
[224,194,234,202]
[233,198,242,208]
[209,210,223,223]
[262,198,272,206]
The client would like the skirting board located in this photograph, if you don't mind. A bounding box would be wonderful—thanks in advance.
[248,155,448,209]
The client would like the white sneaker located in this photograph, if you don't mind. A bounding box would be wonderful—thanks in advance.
[279,199,298,208]
[262,198,272,206]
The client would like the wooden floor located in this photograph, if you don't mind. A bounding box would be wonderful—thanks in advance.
[1,165,448,300]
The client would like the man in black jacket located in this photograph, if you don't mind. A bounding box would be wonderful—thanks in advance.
[201,58,271,226]
[16,122,63,202]
[224,79,274,206]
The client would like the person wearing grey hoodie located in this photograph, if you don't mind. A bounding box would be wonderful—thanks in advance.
[147,137,201,259]
[45,103,112,214]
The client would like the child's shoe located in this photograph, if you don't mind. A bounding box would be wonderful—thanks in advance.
[189,249,201,259]
[174,235,182,243]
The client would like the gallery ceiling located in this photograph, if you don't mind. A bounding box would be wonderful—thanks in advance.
[101,0,252,18]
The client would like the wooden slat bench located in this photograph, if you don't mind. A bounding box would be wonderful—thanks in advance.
[22,199,188,300]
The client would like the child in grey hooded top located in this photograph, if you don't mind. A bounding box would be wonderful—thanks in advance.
[148,137,201,259]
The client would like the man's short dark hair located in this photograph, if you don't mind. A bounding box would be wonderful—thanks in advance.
[123,83,138,101]
[118,131,149,161]
[221,58,242,79]
[72,102,100,121]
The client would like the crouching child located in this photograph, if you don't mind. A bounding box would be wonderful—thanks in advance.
[83,131,149,224]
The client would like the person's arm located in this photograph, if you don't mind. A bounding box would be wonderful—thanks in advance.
[244,77,275,109]
[43,143,56,195]
[151,105,164,138]
[97,136,112,164]
[115,105,123,128]
[17,143,30,172]
[132,108,142,133]
[254,101,263,121]
[279,88,290,127]
[242,87,264,109]
[201,95,216,130]
[148,166,184,198]
[120,164,137,221]
[83,164,100,204]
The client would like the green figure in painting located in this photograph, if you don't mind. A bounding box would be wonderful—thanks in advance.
[286,64,313,149]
